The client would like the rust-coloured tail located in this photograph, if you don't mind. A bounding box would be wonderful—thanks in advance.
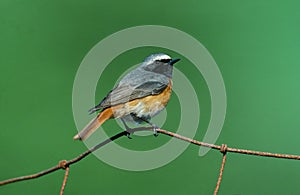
[73,108,113,141]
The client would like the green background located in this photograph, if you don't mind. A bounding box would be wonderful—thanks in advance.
[1,0,300,194]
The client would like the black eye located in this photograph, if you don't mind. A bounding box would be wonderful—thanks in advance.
[157,59,171,63]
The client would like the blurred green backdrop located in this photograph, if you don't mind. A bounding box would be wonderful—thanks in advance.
[1,0,300,194]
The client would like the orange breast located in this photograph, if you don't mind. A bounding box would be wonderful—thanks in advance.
[110,80,173,118]
[136,80,172,108]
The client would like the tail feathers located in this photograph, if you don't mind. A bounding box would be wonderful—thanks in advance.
[73,108,113,141]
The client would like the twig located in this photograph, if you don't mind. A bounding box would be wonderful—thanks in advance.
[226,147,300,160]
[214,144,228,195]
[1,127,300,192]
[0,165,62,185]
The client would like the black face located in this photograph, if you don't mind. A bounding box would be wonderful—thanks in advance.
[143,58,180,78]
[155,58,180,66]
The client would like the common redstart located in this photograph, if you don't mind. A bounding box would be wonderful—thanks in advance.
[73,53,180,140]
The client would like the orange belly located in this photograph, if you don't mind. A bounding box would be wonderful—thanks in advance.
[111,80,172,119]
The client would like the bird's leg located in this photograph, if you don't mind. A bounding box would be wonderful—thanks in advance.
[121,118,132,139]
[133,116,159,137]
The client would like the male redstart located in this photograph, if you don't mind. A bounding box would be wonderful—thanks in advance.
[73,53,180,140]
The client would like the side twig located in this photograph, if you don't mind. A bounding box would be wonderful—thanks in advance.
[214,144,228,195]
[59,160,69,195]
[60,167,69,195]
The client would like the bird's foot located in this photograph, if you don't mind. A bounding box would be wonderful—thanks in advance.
[153,125,159,137]
[125,131,132,139]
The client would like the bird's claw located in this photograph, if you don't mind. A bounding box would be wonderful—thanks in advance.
[153,126,159,137]
[126,131,132,139]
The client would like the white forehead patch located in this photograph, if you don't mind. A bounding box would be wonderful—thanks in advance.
[152,54,171,61]
[143,53,171,64]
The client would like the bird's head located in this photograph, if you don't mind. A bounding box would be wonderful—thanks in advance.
[140,53,180,78]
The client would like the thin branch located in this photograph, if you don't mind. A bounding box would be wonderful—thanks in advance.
[1,127,300,188]
[226,147,300,160]
[0,165,62,185]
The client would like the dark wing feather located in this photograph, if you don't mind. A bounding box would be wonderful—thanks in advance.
[89,81,168,114]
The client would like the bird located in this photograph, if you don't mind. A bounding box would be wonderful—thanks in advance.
[73,53,180,141]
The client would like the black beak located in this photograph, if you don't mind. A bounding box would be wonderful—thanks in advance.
[169,58,180,65]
